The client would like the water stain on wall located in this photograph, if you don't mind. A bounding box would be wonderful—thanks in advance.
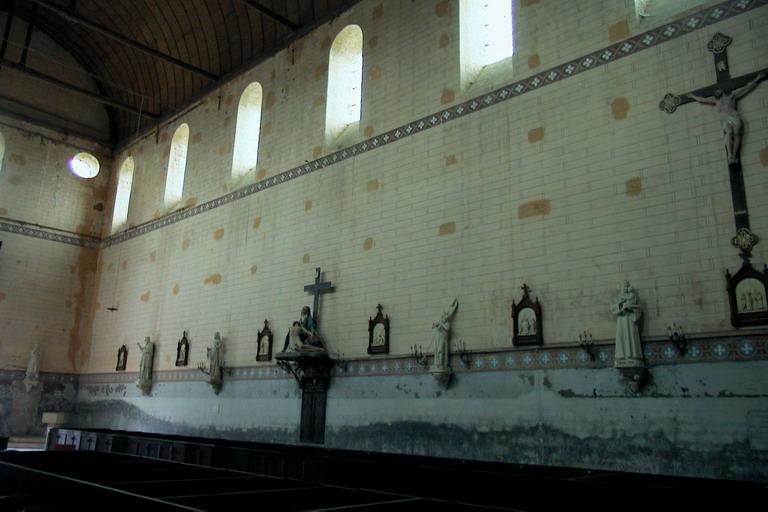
[204,273,223,285]
[213,228,225,241]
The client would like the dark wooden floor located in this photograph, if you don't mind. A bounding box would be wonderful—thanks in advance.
[0,428,765,511]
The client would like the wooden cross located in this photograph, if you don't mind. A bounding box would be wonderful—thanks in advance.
[659,32,766,232]
[303,267,334,330]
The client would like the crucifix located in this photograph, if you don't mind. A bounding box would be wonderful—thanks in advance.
[303,267,335,330]
[659,32,766,235]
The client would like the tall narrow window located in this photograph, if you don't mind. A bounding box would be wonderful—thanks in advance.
[232,82,263,180]
[164,123,189,206]
[460,0,515,89]
[0,131,5,176]
[112,156,135,233]
[325,25,363,144]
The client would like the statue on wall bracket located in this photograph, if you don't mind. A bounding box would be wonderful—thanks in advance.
[610,281,647,392]
[428,298,458,388]
[136,337,155,396]
[197,332,224,394]
[511,284,542,346]
[367,304,390,355]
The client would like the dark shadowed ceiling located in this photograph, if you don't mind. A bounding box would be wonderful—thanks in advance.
[0,0,357,145]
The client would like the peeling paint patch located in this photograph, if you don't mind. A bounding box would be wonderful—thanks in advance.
[257,169,267,180]
[253,217,262,230]
[312,95,325,107]
[528,127,545,143]
[528,53,541,69]
[263,122,272,135]
[191,132,203,143]
[435,0,451,18]
[213,228,225,241]
[172,284,180,296]
[445,154,457,166]
[441,89,455,105]
[250,265,258,275]
[304,200,313,212]
[303,254,310,264]
[313,146,322,158]
[182,239,191,251]
[185,197,198,208]
[439,222,456,235]
[611,97,630,120]
[518,199,551,219]
[363,238,374,251]
[121,260,128,270]
[366,179,380,192]
[217,145,230,156]
[315,64,327,80]
[608,19,630,42]
[760,147,768,167]
[368,36,379,49]
[626,177,642,196]
[140,291,151,302]
[149,251,157,262]
[265,91,276,110]
[204,273,223,285]
[364,125,375,137]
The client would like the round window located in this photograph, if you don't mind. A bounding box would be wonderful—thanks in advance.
[69,152,100,178]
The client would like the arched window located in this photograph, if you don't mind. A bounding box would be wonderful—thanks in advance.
[0,131,5,176]
[112,156,134,232]
[460,0,515,89]
[325,25,363,143]
[232,82,263,180]
[164,123,189,206]
[69,152,100,178]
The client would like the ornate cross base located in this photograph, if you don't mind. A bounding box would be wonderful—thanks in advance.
[276,351,335,444]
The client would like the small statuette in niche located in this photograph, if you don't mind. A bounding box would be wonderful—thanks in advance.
[367,304,390,355]
[511,284,543,346]
[116,345,128,371]
[257,320,273,361]
[176,331,190,367]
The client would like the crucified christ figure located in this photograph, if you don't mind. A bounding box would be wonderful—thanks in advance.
[687,72,765,165]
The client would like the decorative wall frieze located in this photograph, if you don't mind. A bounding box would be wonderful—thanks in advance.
[0,220,100,248]
[76,335,767,386]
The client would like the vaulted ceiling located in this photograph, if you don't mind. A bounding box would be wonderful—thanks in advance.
[0,0,357,145]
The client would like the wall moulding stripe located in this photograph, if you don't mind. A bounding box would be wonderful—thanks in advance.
[97,0,767,249]
[0,219,100,248]
[77,335,767,386]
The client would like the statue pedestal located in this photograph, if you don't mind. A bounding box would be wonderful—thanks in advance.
[275,350,335,444]
[617,365,648,393]
[429,367,452,388]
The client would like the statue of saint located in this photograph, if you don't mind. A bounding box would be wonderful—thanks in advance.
[687,72,765,164]
[136,337,155,395]
[610,281,644,368]
[198,332,224,393]
[24,345,40,391]
[25,345,40,382]
[429,298,459,374]
[282,306,325,352]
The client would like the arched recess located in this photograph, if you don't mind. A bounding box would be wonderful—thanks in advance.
[459,0,515,89]
[325,25,363,144]
[164,123,190,206]
[232,82,264,180]
[112,156,135,232]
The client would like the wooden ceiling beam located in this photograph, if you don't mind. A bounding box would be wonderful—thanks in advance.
[30,0,221,81]
[239,0,300,31]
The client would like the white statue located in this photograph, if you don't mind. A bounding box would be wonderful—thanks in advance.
[429,298,459,385]
[136,337,155,395]
[198,332,224,393]
[24,345,40,391]
[610,281,644,368]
